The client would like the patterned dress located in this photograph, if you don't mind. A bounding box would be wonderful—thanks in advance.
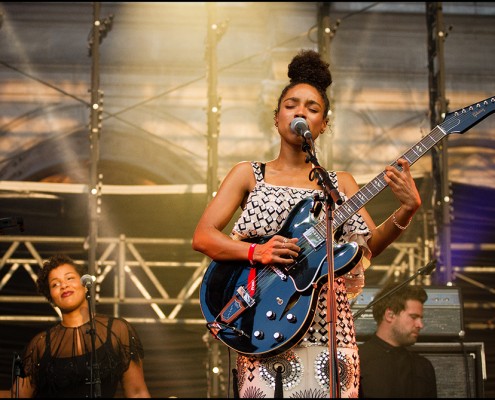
[231,162,372,398]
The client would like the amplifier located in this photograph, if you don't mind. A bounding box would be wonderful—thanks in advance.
[409,342,486,398]
[351,286,464,341]
[356,341,486,398]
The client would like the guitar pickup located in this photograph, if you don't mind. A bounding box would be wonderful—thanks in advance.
[303,226,325,249]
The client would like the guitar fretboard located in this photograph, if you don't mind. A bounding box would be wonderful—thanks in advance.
[311,95,494,236]
[332,124,447,230]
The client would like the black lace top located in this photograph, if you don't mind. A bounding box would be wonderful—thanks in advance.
[21,315,144,398]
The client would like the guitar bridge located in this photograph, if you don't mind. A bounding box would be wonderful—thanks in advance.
[270,265,287,280]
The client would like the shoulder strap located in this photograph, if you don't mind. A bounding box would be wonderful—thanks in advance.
[250,161,265,183]
[327,170,339,190]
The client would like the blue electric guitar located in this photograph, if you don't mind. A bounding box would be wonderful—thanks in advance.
[200,96,495,358]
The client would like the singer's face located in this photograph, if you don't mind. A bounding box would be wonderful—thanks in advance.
[277,83,327,141]
[48,263,86,312]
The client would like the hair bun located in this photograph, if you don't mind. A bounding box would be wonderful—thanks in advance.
[288,49,332,92]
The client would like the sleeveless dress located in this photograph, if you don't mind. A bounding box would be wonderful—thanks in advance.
[21,315,145,398]
[231,162,372,398]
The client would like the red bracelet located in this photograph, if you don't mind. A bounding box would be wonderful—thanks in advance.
[248,243,257,265]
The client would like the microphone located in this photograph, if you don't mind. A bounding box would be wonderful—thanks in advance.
[290,117,313,140]
[418,259,437,276]
[80,274,96,287]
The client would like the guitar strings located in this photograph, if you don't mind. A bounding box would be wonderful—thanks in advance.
[247,234,314,295]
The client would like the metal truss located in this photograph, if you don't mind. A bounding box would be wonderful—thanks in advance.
[2,232,494,399]
[1,234,493,328]
[0,234,206,325]
[0,233,428,324]
[0,235,425,324]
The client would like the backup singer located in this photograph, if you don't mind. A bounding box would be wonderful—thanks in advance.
[1,254,151,398]
[192,49,421,397]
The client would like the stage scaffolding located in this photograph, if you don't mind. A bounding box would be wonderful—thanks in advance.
[0,229,428,324]
[1,180,493,326]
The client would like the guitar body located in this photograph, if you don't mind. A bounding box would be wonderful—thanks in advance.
[200,197,362,357]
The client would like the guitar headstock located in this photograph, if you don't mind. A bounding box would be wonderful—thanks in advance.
[441,96,495,134]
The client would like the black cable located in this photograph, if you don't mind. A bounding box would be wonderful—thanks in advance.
[228,347,241,398]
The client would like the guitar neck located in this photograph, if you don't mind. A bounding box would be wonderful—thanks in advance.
[313,95,495,234]
[332,124,448,230]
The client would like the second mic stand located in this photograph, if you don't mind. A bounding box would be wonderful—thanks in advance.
[302,138,343,398]
[86,286,102,398]
[12,352,24,398]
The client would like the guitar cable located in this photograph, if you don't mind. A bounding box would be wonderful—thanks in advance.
[207,321,250,338]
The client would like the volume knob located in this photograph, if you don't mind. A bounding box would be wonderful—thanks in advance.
[266,310,276,320]
[273,332,284,342]
[286,313,297,323]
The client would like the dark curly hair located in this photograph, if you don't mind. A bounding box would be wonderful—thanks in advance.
[37,254,87,302]
[372,282,428,325]
[274,49,332,118]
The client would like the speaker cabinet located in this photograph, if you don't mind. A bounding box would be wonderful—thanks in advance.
[405,342,485,398]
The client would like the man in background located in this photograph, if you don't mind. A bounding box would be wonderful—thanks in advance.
[358,282,437,398]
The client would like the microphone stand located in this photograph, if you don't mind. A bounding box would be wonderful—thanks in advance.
[301,137,343,398]
[12,353,23,398]
[86,285,102,398]
[352,259,437,320]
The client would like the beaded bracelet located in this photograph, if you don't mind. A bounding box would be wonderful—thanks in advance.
[248,243,257,265]
[392,209,411,231]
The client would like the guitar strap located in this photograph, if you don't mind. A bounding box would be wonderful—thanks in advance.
[247,266,256,296]
[246,163,264,297]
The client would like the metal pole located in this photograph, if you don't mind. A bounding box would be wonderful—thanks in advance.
[316,2,338,170]
[204,4,227,397]
[426,2,452,284]
[88,2,102,282]
[206,2,222,203]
